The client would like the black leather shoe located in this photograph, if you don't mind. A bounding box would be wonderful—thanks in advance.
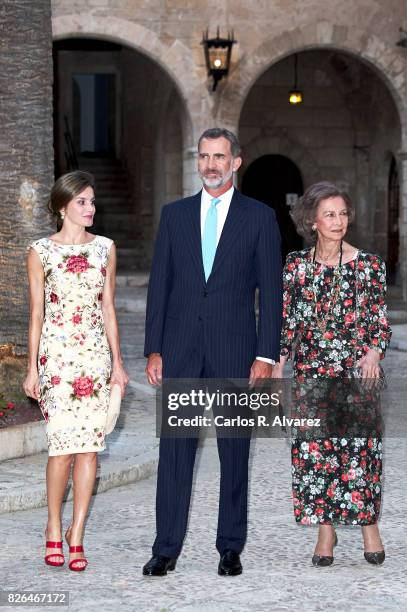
[312,532,338,567]
[142,555,177,576]
[364,550,385,565]
[218,549,242,576]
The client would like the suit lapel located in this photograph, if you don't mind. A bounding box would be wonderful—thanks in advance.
[182,191,206,283]
[208,190,247,281]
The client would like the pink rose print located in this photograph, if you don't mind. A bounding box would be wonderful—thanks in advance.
[50,292,59,303]
[72,376,94,399]
[71,313,82,325]
[40,355,47,365]
[351,491,362,503]
[66,255,89,274]
[51,376,61,386]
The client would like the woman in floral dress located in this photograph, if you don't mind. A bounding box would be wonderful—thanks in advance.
[23,171,129,571]
[272,181,391,566]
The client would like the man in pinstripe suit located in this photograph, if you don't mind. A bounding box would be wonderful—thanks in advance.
[143,128,283,576]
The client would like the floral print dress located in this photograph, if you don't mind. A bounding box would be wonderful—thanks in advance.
[280,248,392,525]
[27,236,113,456]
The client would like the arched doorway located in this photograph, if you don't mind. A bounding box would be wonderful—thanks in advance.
[241,155,303,257]
[238,49,402,278]
[53,37,187,271]
[387,156,400,284]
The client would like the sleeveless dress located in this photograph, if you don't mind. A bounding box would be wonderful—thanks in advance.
[280,248,392,525]
[27,235,113,456]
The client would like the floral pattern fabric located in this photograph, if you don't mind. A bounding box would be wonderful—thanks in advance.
[27,236,113,456]
[280,248,392,525]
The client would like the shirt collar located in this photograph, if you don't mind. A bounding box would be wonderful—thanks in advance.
[201,185,234,207]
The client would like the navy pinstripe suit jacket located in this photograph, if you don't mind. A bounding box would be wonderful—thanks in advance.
[144,189,283,378]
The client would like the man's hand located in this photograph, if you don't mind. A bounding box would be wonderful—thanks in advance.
[146,353,163,386]
[249,359,273,388]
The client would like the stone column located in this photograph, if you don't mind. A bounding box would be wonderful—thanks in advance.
[183,147,201,196]
[398,151,407,300]
[0,0,54,355]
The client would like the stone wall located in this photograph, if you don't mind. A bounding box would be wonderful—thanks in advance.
[238,50,401,256]
[1,0,407,357]
[120,47,184,262]
[50,1,407,293]
[0,0,54,355]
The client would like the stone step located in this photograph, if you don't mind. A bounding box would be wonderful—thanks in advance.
[78,157,122,165]
[96,188,129,198]
[117,256,148,274]
[96,206,133,215]
[95,206,133,216]
[0,422,158,514]
[111,236,141,247]
[116,272,149,288]
[93,213,134,230]
[94,180,129,190]
[90,174,128,183]
[95,196,131,205]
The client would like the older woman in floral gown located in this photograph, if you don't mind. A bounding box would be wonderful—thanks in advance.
[272,181,391,566]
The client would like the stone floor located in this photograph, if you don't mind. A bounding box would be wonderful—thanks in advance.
[0,435,406,611]
[0,282,406,611]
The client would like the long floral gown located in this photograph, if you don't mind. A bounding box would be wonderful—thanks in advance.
[280,248,392,525]
[27,236,113,456]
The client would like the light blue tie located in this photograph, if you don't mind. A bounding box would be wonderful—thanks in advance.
[202,197,220,281]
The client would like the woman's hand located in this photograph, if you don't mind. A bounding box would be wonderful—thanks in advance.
[23,369,40,400]
[271,362,284,379]
[356,349,381,381]
[110,363,130,398]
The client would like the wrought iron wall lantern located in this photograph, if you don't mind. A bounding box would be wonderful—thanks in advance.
[201,28,237,91]
[289,53,303,105]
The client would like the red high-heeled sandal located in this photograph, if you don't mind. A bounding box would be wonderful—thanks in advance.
[68,545,88,571]
[65,527,88,572]
[44,530,64,567]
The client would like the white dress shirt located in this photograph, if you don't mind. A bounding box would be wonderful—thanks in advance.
[200,186,275,366]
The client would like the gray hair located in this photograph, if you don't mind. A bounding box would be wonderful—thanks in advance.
[198,128,242,158]
[290,181,355,242]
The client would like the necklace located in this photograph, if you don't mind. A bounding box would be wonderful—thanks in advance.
[312,240,343,332]
[312,241,342,265]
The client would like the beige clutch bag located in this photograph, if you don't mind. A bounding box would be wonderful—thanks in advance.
[106,383,122,435]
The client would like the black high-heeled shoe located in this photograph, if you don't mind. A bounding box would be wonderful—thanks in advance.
[364,550,385,565]
[312,532,338,567]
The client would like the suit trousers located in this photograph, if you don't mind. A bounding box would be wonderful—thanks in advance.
[152,346,251,558]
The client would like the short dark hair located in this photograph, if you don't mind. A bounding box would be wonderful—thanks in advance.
[198,128,242,157]
[290,181,355,242]
[47,171,95,230]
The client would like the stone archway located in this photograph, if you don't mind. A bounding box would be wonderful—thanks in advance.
[218,23,407,140]
[227,25,406,295]
[239,132,321,189]
[52,13,212,184]
[241,154,304,257]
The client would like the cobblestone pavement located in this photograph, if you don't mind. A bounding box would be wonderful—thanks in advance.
[0,434,406,612]
[1,285,406,611]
